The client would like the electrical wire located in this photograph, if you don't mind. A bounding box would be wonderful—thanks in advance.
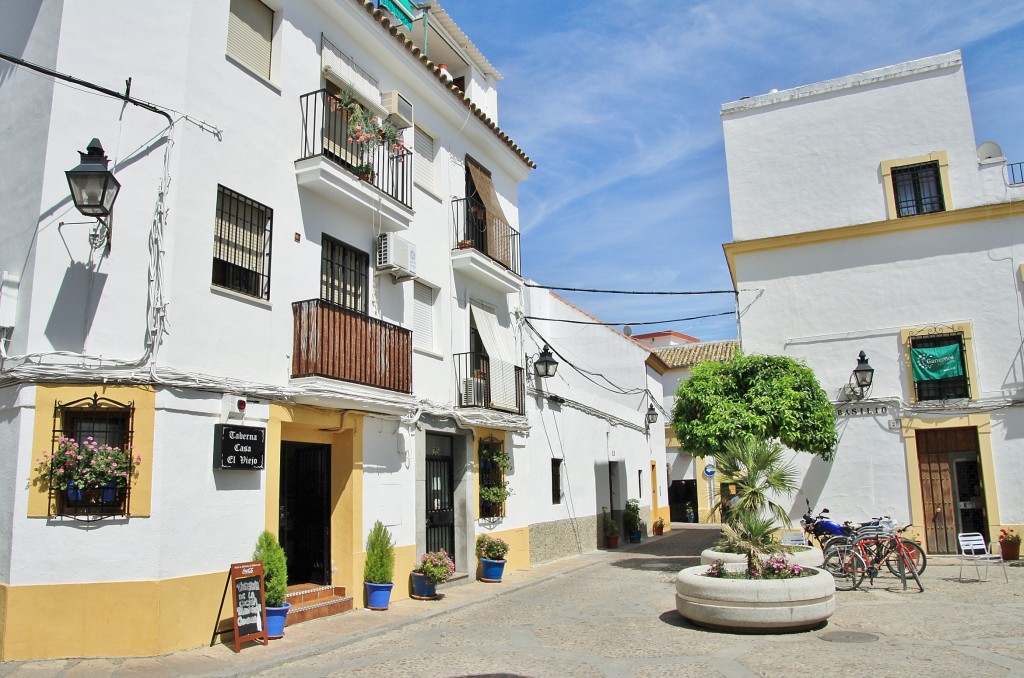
[524,282,738,296]
[525,310,735,327]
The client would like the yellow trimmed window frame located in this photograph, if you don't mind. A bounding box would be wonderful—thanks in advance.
[899,321,979,404]
[880,151,951,220]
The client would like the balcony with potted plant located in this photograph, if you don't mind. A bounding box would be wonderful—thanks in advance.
[449,196,521,294]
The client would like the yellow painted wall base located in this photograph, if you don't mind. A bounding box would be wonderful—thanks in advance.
[480,526,530,573]
[0,572,234,661]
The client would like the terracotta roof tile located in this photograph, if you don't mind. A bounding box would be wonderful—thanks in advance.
[654,340,739,369]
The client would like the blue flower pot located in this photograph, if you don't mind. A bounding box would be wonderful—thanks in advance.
[365,581,394,610]
[411,571,438,599]
[628,530,642,543]
[479,558,506,583]
[66,482,84,503]
[265,602,290,639]
[100,483,118,504]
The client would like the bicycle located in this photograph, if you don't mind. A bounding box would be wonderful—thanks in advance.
[823,524,924,591]
[824,519,927,576]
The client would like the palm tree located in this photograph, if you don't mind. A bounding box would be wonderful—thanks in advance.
[712,437,799,528]
[718,512,779,575]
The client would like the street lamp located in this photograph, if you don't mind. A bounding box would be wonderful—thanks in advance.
[531,344,558,378]
[66,138,120,217]
[645,404,658,426]
[847,350,874,400]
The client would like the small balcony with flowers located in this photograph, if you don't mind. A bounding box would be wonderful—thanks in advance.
[450,194,522,295]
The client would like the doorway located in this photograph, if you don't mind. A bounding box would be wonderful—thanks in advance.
[916,427,986,554]
[280,442,331,585]
[425,433,455,567]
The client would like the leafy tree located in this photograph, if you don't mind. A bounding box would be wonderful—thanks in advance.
[672,353,837,461]
[253,530,288,607]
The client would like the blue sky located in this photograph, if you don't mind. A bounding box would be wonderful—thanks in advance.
[437,1,1024,341]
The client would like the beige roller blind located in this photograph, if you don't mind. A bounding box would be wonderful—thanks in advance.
[466,157,512,268]
[470,301,517,411]
[228,0,273,79]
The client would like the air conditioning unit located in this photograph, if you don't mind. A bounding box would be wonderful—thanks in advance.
[381,90,413,129]
[461,378,484,407]
[376,232,417,280]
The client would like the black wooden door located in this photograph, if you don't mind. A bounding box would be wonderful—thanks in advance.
[425,434,455,566]
[280,442,331,585]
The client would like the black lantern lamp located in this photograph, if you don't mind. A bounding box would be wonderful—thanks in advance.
[848,350,874,399]
[532,344,558,379]
[66,139,120,218]
[645,403,659,426]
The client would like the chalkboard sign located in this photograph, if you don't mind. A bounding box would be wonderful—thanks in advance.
[230,561,268,652]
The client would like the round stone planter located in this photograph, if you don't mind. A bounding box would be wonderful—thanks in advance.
[676,563,835,633]
[700,545,824,567]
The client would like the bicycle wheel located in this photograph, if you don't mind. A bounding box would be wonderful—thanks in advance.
[821,535,850,552]
[885,539,926,576]
[823,546,866,591]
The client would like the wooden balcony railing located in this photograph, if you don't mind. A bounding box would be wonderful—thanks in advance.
[292,299,412,393]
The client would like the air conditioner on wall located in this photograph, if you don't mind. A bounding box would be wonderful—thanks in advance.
[376,232,417,280]
[461,378,485,407]
[381,90,413,129]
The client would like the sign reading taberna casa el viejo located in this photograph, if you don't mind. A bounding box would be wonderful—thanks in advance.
[214,424,266,470]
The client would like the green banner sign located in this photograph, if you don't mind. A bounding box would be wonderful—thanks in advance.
[911,344,963,381]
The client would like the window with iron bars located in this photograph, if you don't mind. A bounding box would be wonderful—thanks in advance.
[911,332,969,400]
[212,185,273,300]
[892,161,945,218]
[551,458,562,505]
[47,394,135,519]
[321,235,368,313]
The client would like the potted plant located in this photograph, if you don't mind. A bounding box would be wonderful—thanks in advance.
[253,531,290,638]
[364,520,395,610]
[998,528,1021,561]
[476,534,509,582]
[653,516,666,536]
[411,549,455,599]
[34,436,142,510]
[684,500,697,523]
[346,104,406,181]
[602,506,620,548]
[624,498,643,542]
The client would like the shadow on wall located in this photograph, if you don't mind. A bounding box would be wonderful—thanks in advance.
[44,261,107,352]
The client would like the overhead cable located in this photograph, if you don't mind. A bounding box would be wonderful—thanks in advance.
[525,310,735,327]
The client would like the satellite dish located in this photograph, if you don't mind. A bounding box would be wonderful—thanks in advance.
[977,141,1003,161]
[623,325,633,337]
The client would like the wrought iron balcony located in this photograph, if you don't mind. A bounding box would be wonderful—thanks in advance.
[454,352,525,415]
[292,299,412,393]
[298,89,412,208]
[451,197,521,276]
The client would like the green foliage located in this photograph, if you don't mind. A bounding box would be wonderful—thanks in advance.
[716,513,782,575]
[475,534,510,560]
[416,550,455,585]
[364,520,395,584]
[481,445,512,470]
[601,506,619,536]
[479,483,511,504]
[623,498,643,533]
[672,353,837,461]
[253,531,288,607]
[712,438,799,528]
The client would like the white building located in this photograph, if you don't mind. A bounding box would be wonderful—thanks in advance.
[522,290,670,556]
[0,0,551,660]
[722,51,1024,553]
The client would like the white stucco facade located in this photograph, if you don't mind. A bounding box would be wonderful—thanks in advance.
[723,50,1024,552]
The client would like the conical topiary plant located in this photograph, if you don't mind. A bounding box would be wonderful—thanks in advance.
[364,520,395,584]
[253,530,288,607]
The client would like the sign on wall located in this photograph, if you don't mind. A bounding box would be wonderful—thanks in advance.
[214,424,266,470]
[834,404,890,417]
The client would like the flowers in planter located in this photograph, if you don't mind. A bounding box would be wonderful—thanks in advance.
[704,555,805,580]
[999,528,1021,544]
[475,534,510,561]
[34,436,141,491]
[346,103,407,166]
[416,550,456,585]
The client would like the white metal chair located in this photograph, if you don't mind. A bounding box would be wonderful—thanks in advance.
[779,530,808,546]
[957,532,1008,583]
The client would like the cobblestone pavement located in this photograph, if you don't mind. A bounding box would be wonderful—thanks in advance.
[2,525,1022,677]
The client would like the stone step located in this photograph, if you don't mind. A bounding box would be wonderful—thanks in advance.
[285,583,347,604]
[284,584,353,626]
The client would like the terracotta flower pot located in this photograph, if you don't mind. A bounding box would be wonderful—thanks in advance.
[999,540,1020,561]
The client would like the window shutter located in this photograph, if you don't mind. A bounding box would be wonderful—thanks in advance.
[228,0,273,79]
[414,127,436,192]
[413,281,434,350]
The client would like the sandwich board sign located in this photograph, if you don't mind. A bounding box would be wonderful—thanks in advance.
[230,561,268,652]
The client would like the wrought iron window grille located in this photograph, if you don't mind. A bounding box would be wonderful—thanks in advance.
[908,325,970,402]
